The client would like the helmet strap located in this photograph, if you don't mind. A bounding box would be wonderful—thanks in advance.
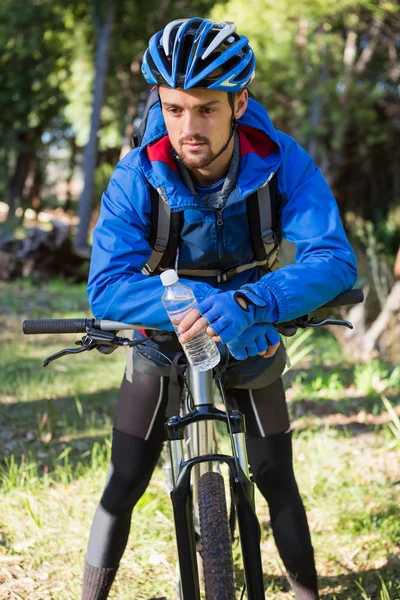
[210,93,237,162]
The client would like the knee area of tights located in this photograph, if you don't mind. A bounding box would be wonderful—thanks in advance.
[105,464,149,493]
[246,434,293,474]
[101,476,147,514]
[252,463,297,493]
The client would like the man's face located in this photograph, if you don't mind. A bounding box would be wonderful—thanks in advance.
[158,86,242,170]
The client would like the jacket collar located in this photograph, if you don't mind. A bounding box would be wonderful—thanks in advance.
[140,97,282,210]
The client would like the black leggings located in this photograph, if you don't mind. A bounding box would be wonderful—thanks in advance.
[115,369,290,440]
[86,368,313,569]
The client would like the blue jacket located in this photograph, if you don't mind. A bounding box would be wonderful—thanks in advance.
[87,97,357,330]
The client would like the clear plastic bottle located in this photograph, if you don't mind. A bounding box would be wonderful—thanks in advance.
[160,269,220,372]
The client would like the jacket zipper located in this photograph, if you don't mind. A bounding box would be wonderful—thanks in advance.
[158,172,275,269]
[216,210,224,260]
[213,172,275,265]
[212,173,275,267]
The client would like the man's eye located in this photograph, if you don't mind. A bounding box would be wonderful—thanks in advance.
[168,108,182,115]
[201,108,214,114]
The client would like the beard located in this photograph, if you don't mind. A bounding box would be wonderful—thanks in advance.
[179,146,216,169]
[177,134,222,170]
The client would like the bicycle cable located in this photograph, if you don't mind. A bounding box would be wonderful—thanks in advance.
[214,344,230,378]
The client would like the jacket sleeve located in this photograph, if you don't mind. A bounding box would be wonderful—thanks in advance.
[87,159,217,330]
[240,134,358,323]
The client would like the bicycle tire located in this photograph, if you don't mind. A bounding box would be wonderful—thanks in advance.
[198,471,236,599]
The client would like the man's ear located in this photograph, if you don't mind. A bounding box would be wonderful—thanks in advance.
[235,89,248,119]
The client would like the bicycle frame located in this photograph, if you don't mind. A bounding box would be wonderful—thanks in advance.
[166,367,265,600]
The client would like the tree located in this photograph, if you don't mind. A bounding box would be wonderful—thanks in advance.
[74,0,116,253]
[211,0,399,221]
[0,0,72,227]
[73,0,227,251]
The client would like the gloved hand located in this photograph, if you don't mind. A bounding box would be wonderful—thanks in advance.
[196,291,257,344]
[237,286,279,324]
[227,323,280,361]
[178,289,276,345]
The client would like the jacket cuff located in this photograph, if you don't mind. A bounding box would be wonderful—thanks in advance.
[199,285,222,301]
[239,285,279,323]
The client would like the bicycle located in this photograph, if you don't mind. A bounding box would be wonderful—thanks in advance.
[22,288,363,599]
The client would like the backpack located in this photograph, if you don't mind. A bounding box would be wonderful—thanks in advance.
[133,87,282,283]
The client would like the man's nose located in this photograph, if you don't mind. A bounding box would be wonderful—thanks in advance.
[182,112,200,138]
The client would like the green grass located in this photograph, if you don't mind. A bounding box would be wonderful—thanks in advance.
[1,280,400,599]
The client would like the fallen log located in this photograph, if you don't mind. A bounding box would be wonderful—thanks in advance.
[0,222,89,282]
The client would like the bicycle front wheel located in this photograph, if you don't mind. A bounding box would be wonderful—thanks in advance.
[198,471,235,599]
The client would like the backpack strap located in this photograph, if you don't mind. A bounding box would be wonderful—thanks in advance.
[247,174,280,272]
[132,86,159,149]
[142,186,183,276]
[143,174,280,279]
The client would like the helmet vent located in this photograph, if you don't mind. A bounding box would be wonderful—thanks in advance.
[201,23,237,60]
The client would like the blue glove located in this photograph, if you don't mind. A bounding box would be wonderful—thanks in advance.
[227,323,281,361]
[238,286,279,324]
[196,291,257,344]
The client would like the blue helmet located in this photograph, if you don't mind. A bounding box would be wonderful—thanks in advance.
[142,18,256,92]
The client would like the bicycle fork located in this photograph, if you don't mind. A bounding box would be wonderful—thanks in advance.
[165,368,265,600]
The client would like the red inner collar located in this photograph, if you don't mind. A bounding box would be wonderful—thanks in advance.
[146,125,277,170]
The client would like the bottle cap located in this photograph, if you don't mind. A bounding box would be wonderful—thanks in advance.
[160,269,179,286]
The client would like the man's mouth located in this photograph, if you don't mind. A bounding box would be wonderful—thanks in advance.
[183,142,206,150]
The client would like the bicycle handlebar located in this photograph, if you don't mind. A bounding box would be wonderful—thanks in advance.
[318,288,363,308]
[22,318,148,335]
[22,289,364,336]
[22,318,97,335]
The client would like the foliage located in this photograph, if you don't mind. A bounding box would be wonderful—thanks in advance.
[212,0,399,221]
[94,163,115,208]
[1,0,398,228]
[283,328,318,373]
[381,394,400,447]
[0,1,72,138]
[61,14,94,148]
[0,0,75,204]
[354,360,400,396]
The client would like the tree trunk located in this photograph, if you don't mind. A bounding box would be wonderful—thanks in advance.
[6,133,31,223]
[65,136,78,212]
[23,154,43,214]
[329,279,400,363]
[360,281,400,360]
[74,0,116,254]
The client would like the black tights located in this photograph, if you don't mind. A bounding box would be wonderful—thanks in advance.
[86,370,168,568]
[84,369,317,597]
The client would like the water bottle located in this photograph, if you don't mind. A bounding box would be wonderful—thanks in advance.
[160,269,220,372]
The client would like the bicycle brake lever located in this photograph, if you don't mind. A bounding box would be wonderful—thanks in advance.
[308,318,353,329]
[43,344,94,367]
[43,328,118,367]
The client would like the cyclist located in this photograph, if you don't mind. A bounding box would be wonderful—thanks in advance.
[83,18,357,600]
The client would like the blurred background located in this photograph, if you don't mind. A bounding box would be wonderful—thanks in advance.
[0,1,399,599]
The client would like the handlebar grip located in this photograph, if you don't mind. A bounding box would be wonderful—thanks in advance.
[22,319,95,335]
[321,289,364,309]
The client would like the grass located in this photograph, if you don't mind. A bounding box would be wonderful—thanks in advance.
[0,279,400,599]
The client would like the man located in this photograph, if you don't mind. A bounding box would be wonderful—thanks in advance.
[83,18,357,600]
